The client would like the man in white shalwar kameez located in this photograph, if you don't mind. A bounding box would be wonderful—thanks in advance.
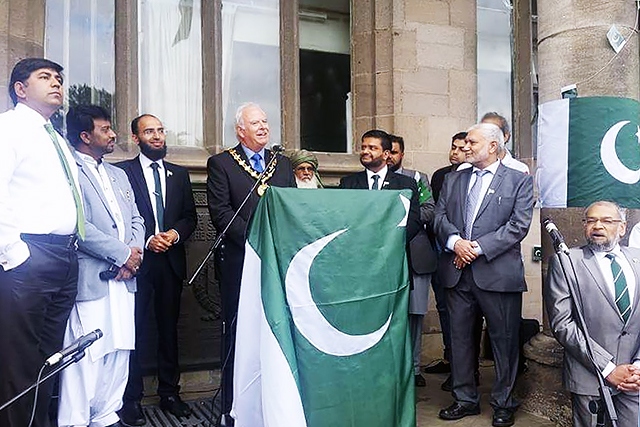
[58,105,144,427]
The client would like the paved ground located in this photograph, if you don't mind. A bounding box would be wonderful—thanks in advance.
[139,362,556,426]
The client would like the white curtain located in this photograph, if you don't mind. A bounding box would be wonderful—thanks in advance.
[138,0,203,147]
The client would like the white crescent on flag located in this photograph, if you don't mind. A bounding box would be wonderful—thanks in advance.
[600,120,640,184]
[285,229,392,357]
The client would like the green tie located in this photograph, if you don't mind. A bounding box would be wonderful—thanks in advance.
[150,162,165,232]
[371,174,379,190]
[606,253,631,323]
[44,123,85,240]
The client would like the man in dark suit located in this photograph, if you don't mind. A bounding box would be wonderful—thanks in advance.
[338,129,420,241]
[387,133,437,387]
[546,201,640,427]
[207,102,296,426]
[434,123,533,427]
[117,114,197,425]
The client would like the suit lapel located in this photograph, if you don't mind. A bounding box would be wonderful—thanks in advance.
[621,247,640,320]
[129,157,154,219]
[475,164,506,220]
[581,248,619,314]
[164,162,176,212]
[77,157,118,223]
[457,168,472,226]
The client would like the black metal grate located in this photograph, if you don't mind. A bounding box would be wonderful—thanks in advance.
[140,398,221,427]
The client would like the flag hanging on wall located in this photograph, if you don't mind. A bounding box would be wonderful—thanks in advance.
[537,96,640,208]
[232,187,415,427]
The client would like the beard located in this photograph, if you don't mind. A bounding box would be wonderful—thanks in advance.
[139,141,167,161]
[587,237,617,252]
[296,175,320,189]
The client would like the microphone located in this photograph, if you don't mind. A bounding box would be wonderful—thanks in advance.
[543,218,570,254]
[271,144,285,153]
[45,329,103,366]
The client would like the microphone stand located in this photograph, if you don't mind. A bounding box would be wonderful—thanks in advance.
[0,351,86,413]
[188,149,282,427]
[189,150,281,285]
[551,244,618,427]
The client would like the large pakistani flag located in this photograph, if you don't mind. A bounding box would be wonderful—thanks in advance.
[538,97,640,207]
[232,187,415,427]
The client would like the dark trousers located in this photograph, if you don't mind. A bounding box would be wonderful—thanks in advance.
[0,236,78,427]
[431,272,451,361]
[216,242,244,416]
[447,267,521,410]
[125,252,183,402]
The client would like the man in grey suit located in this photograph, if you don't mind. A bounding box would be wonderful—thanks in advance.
[546,200,640,427]
[58,105,144,427]
[388,134,437,387]
[434,123,533,427]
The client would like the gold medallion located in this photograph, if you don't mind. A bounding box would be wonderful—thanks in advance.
[257,183,269,196]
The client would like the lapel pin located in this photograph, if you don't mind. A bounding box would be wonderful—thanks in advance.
[487,189,495,195]
[633,258,639,263]
[167,170,173,178]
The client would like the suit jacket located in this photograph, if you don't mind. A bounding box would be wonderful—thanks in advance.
[545,246,640,395]
[116,156,197,279]
[397,168,437,274]
[338,169,421,242]
[434,163,533,292]
[206,144,297,251]
[75,156,145,301]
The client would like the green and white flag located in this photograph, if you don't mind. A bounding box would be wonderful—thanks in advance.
[538,96,640,208]
[232,187,415,427]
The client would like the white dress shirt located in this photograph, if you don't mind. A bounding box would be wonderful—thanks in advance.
[0,103,79,270]
[366,165,388,190]
[138,154,167,236]
[446,160,501,253]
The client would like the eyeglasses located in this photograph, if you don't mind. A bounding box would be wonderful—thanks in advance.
[582,217,624,226]
[295,166,315,172]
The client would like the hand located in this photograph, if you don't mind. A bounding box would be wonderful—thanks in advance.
[124,247,143,272]
[147,233,173,253]
[453,239,479,265]
[453,254,468,269]
[115,266,133,281]
[606,365,640,390]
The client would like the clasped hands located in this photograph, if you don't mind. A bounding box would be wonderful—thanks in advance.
[606,364,640,392]
[147,229,179,253]
[453,239,480,269]
[115,247,143,281]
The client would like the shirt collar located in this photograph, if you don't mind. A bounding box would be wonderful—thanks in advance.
[240,144,266,161]
[592,244,623,260]
[472,159,501,175]
[16,102,50,125]
[139,153,164,170]
[366,165,388,187]
[77,151,101,168]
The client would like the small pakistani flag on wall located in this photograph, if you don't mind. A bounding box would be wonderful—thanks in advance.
[232,187,415,427]
[537,96,640,208]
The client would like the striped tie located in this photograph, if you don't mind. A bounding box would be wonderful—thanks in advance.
[464,170,488,239]
[606,253,631,323]
[371,174,380,190]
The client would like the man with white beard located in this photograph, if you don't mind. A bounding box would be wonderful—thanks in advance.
[289,149,323,188]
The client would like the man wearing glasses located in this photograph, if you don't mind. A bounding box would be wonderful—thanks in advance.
[546,200,640,426]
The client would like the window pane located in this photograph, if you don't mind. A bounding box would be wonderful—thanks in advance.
[477,0,513,147]
[299,0,351,153]
[222,0,281,147]
[138,0,203,147]
[45,0,115,130]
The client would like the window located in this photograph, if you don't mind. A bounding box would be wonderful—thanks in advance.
[477,0,513,147]
[299,0,351,153]
[138,0,203,147]
[221,0,281,147]
[45,0,115,130]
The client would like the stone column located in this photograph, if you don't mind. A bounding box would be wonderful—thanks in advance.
[519,0,639,424]
[0,0,46,111]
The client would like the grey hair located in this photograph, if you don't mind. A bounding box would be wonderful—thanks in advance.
[584,201,627,222]
[467,123,505,150]
[235,102,262,128]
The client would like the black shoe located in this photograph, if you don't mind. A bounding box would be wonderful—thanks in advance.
[160,395,192,418]
[220,413,235,426]
[438,402,480,420]
[118,401,146,426]
[423,360,451,374]
[441,374,452,392]
[492,408,515,427]
[414,374,426,387]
